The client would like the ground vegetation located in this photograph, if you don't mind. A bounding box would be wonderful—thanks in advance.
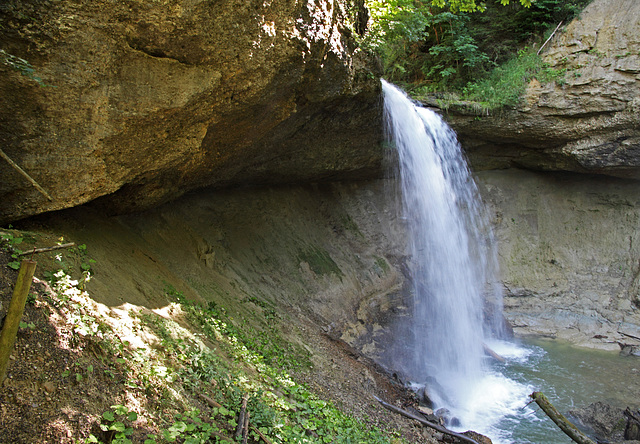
[362,0,592,109]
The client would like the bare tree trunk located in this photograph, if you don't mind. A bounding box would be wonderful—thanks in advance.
[530,392,595,444]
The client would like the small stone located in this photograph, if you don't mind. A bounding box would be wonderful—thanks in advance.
[42,381,55,393]
[416,405,433,415]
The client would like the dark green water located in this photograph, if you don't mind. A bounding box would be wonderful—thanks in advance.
[488,338,640,443]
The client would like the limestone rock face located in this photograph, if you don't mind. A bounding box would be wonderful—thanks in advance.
[0,0,382,223]
[445,0,640,180]
[478,169,640,351]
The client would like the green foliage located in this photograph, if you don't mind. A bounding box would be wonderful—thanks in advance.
[0,229,25,269]
[364,0,591,106]
[86,405,137,444]
[156,286,396,443]
[460,47,566,110]
[165,285,310,370]
[33,239,399,444]
[19,321,36,330]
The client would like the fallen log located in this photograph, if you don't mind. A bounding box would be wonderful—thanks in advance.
[0,259,37,383]
[530,392,595,444]
[374,396,480,444]
[483,343,505,363]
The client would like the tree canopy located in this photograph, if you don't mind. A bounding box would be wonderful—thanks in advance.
[362,0,591,107]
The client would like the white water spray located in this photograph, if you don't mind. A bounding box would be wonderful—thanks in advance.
[382,80,506,422]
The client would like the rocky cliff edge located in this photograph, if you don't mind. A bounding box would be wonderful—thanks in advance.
[445,0,640,180]
[0,0,382,223]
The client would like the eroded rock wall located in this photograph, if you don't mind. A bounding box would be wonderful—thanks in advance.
[31,180,407,357]
[478,169,640,351]
[0,0,382,223]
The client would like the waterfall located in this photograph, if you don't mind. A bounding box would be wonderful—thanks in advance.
[382,80,505,419]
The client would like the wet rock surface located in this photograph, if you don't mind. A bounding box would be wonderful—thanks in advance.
[569,402,640,444]
[478,169,640,350]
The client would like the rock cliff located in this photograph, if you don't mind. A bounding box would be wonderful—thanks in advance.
[0,0,382,223]
[477,169,640,351]
[445,0,640,180]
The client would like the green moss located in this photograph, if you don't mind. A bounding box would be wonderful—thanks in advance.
[298,246,344,278]
[341,214,364,238]
[374,256,390,274]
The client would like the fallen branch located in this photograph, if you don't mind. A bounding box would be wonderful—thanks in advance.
[483,343,505,362]
[374,396,479,444]
[235,394,249,440]
[198,393,222,409]
[537,21,563,55]
[242,411,250,444]
[18,243,75,256]
[0,147,53,201]
[530,392,595,444]
[250,425,274,444]
[625,407,640,440]
[624,407,640,423]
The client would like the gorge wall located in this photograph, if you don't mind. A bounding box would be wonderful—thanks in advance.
[0,0,382,223]
[2,0,640,358]
[444,0,640,351]
[478,170,640,351]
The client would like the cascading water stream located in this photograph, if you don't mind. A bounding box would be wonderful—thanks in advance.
[381,80,640,444]
[382,80,513,436]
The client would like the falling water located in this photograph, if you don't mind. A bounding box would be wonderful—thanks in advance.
[380,81,640,443]
[382,80,506,427]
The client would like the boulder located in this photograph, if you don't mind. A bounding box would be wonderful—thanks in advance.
[0,0,382,223]
[443,0,640,180]
[568,402,631,443]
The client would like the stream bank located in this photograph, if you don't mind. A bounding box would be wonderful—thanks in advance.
[2,168,640,442]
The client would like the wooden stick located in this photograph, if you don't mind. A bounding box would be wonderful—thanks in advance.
[18,243,75,256]
[251,425,274,444]
[530,392,595,444]
[624,407,640,423]
[538,21,563,55]
[235,395,249,440]
[374,396,480,444]
[241,411,250,444]
[199,393,222,409]
[0,148,52,201]
[0,259,37,383]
